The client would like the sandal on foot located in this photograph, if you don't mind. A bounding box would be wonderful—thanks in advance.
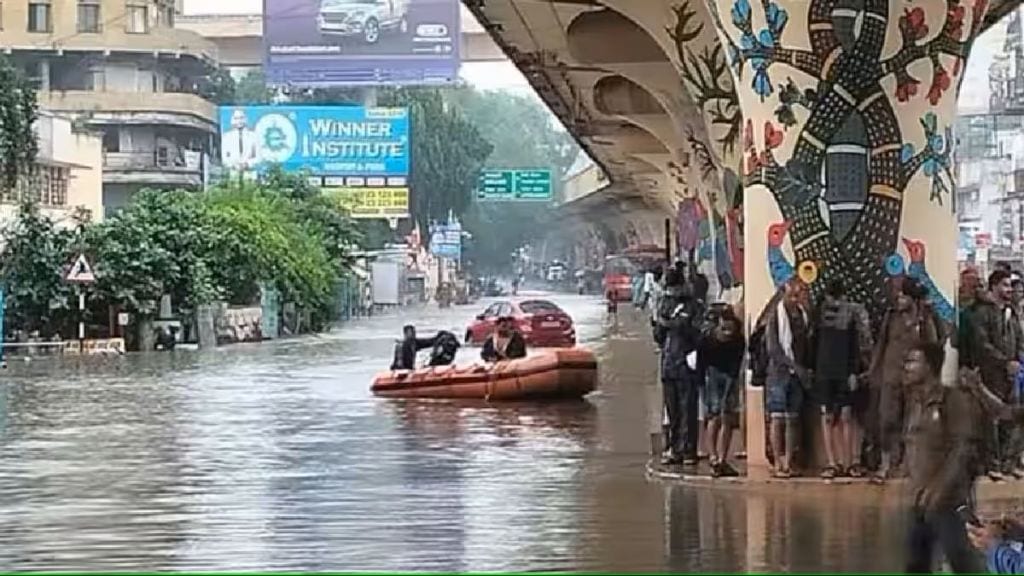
[821,466,837,479]
[848,465,865,478]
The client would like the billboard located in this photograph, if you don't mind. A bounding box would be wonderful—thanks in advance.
[326,187,410,219]
[220,105,409,177]
[264,0,460,86]
[429,220,462,259]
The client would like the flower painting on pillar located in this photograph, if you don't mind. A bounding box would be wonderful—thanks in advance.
[704,0,989,329]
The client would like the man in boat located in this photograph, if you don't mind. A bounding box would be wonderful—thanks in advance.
[392,325,455,371]
[481,316,527,362]
[428,330,461,367]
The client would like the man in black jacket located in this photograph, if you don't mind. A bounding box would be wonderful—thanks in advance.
[481,316,527,362]
[659,268,705,466]
[392,325,451,371]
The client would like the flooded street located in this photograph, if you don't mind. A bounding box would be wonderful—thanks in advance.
[0,293,989,571]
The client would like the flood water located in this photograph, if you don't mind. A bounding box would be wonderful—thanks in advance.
[0,293,1003,571]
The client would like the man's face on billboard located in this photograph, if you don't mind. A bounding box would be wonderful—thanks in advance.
[231,110,247,130]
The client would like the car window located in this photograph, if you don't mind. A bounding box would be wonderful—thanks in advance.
[483,304,499,317]
[499,303,514,317]
[519,300,561,315]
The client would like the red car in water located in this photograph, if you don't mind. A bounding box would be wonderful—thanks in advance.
[465,299,576,348]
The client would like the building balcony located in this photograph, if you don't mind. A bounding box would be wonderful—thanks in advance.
[1,25,217,64]
[38,91,217,132]
[103,150,207,188]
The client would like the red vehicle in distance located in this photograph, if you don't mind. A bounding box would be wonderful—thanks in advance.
[604,245,665,302]
[465,299,576,348]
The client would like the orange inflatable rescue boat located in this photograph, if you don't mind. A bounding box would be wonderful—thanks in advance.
[371,348,597,400]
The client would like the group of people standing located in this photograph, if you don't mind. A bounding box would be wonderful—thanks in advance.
[641,262,1024,572]
[642,262,746,478]
[644,261,1009,481]
[749,274,950,481]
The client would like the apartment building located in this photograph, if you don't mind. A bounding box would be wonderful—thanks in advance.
[0,0,220,216]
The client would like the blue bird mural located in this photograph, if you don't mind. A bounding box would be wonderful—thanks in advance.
[902,237,954,324]
[767,221,794,289]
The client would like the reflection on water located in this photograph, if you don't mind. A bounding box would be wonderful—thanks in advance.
[0,297,979,571]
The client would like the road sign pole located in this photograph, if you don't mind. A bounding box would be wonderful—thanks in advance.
[78,291,86,342]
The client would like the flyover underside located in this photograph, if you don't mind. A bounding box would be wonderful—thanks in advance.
[472,0,1016,299]
[473,0,1020,475]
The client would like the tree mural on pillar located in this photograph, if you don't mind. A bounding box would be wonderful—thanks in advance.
[705,0,988,325]
[670,2,743,154]
[669,2,747,295]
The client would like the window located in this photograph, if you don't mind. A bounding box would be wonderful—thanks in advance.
[519,301,562,315]
[77,0,101,33]
[126,3,149,34]
[102,130,120,153]
[48,167,68,207]
[27,1,51,33]
[156,2,174,27]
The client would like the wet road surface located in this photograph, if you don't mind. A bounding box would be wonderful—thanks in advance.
[0,292,1008,571]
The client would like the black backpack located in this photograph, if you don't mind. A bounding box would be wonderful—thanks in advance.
[748,322,768,387]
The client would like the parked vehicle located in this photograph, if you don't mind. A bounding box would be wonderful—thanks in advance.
[465,299,576,348]
[546,261,567,282]
[317,0,409,44]
[603,245,664,302]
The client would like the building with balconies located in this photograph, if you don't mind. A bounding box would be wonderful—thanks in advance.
[0,0,220,216]
[0,110,104,233]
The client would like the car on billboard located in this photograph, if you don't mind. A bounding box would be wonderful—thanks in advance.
[317,0,410,44]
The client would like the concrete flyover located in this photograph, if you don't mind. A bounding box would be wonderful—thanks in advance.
[471,0,1022,477]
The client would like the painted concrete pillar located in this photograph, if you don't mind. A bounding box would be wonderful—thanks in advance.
[703,0,989,471]
[707,0,987,322]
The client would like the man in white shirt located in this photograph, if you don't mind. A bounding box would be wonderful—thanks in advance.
[222,108,258,171]
[646,266,664,325]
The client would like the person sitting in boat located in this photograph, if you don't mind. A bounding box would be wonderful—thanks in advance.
[428,330,461,367]
[481,316,527,363]
[392,325,445,371]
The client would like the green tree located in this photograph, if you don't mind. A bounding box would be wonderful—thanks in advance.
[258,166,362,265]
[86,190,221,314]
[205,188,336,317]
[378,87,492,235]
[0,57,38,193]
[196,65,238,106]
[0,203,77,334]
[454,90,580,272]
[233,69,275,105]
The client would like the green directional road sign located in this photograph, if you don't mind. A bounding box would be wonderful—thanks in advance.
[477,169,552,201]
[478,170,515,198]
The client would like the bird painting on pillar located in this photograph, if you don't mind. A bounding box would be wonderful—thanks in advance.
[693,0,988,330]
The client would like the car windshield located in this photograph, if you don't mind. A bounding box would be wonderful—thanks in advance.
[519,300,562,315]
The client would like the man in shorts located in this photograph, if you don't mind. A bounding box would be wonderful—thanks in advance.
[814,280,865,478]
[765,280,812,478]
[700,304,745,477]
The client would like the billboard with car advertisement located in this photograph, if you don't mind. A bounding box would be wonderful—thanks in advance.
[263,0,460,86]
[219,105,409,177]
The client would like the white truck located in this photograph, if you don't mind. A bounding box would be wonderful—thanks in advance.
[371,261,402,306]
